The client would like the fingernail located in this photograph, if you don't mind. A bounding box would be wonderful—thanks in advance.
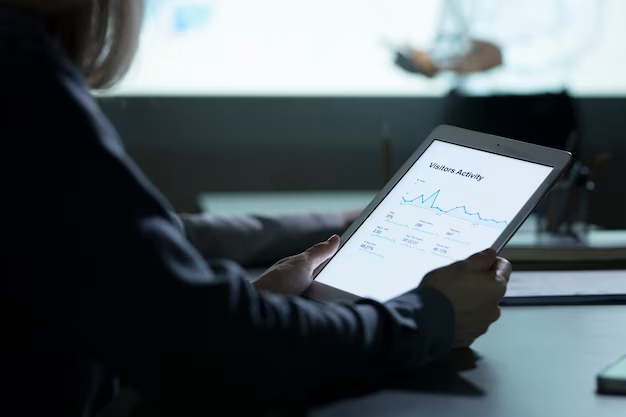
[327,234,339,242]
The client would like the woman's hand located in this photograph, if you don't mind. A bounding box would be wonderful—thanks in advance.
[253,235,341,296]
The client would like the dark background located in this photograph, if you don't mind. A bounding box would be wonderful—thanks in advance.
[100,96,626,228]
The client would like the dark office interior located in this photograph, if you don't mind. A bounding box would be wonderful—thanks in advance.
[4,1,626,416]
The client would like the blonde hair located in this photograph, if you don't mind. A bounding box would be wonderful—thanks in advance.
[1,0,145,89]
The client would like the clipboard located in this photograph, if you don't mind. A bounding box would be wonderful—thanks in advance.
[501,270,626,306]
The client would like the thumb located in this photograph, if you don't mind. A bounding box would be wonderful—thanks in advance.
[465,248,497,272]
[304,235,341,270]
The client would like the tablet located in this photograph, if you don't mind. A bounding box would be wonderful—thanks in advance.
[306,125,572,303]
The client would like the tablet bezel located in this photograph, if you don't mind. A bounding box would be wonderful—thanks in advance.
[305,125,572,302]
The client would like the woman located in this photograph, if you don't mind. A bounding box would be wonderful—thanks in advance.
[2,1,510,416]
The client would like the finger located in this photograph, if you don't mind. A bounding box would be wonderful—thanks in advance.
[490,306,501,323]
[456,322,489,344]
[459,301,500,323]
[472,273,506,298]
[304,235,341,270]
[273,255,296,266]
[487,278,507,299]
[454,331,481,348]
[495,257,512,283]
[465,248,497,272]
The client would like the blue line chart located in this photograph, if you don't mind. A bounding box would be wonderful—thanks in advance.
[401,190,508,226]
[370,234,397,243]
[384,219,409,228]
[432,251,455,261]
[359,249,385,258]
[413,228,439,237]
[400,243,426,252]
[443,237,470,246]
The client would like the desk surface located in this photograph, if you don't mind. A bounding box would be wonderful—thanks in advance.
[312,305,626,417]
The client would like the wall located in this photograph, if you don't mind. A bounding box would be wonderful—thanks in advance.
[99,97,626,228]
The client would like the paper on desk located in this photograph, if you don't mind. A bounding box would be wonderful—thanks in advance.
[506,270,626,298]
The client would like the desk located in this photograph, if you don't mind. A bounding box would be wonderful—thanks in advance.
[312,305,626,417]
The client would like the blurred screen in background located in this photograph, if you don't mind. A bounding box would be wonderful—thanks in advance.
[114,0,626,97]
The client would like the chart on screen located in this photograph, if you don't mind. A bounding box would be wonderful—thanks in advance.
[357,183,505,267]
[316,140,554,302]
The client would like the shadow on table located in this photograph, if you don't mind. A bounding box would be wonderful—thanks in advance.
[390,348,485,396]
[298,348,485,416]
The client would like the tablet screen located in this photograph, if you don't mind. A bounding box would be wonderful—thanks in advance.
[315,140,554,302]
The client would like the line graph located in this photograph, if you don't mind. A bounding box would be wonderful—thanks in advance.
[370,234,396,243]
[401,190,508,226]
[384,219,409,228]
[358,248,385,258]
[400,243,426,252]
[443,237,470,246]
[413,228,439,237]
[432,251,455,261]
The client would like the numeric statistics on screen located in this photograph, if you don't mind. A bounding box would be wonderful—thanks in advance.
[356,191,503,263]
